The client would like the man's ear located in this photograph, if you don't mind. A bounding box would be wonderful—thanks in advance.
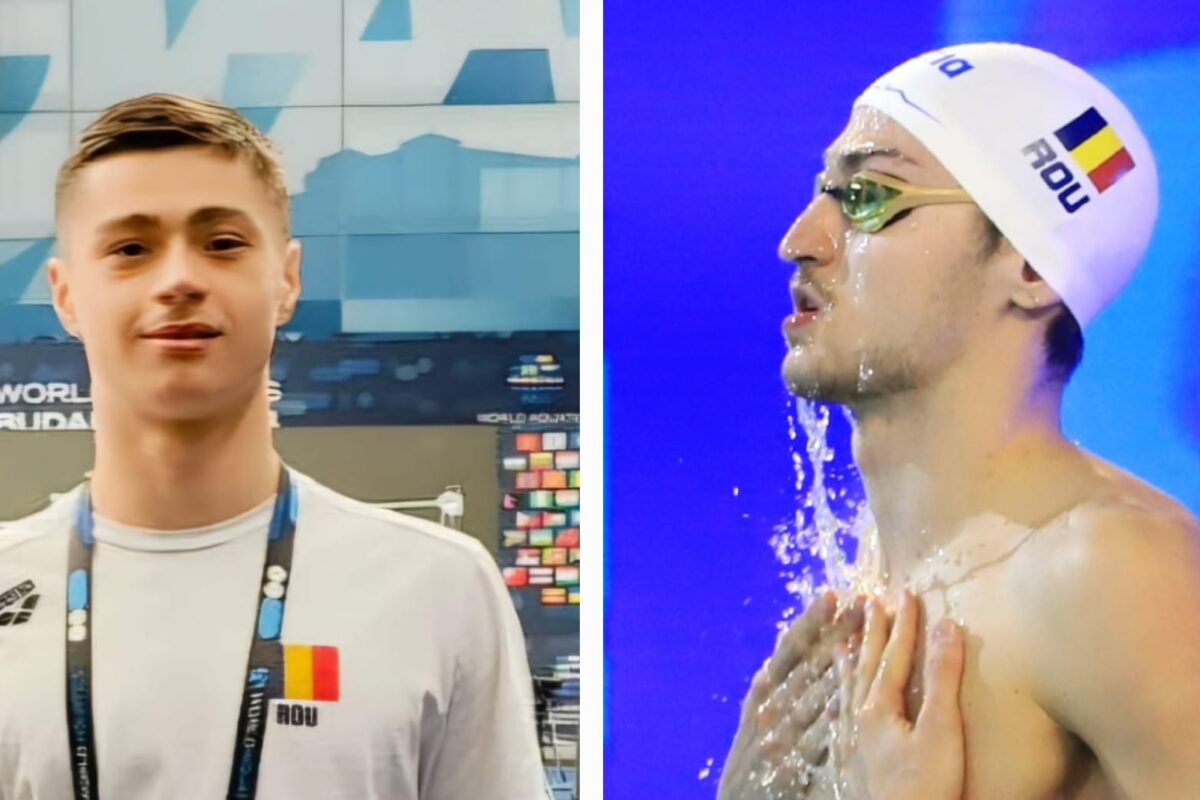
[1010,262,1063,313]
[275,239,303,327]
[46,256,82,338]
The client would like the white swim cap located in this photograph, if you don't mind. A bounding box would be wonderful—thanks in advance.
[854,42,1158,327]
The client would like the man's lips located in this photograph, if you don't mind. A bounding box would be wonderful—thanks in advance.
[784,283,829,334]
[783,310,819,335]
[140,323,223,340]
[791,283,827,314]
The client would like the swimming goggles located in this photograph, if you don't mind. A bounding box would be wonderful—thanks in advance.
[814,170,973,233]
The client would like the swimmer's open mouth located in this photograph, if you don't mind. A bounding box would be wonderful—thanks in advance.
[792,284,825,314]
[141,323,223,340]
[784,284,828,336]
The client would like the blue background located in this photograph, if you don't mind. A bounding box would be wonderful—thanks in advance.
[605,1,1200,796]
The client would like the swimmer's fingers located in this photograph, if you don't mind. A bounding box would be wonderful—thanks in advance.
[796,705,832,766]
[767,591,837,684]
[830,594,868,645]
[792,662,838,731]
[915,619,966,736]
[742,645,835,738]
[831,643,856,770]
[853,597,890,710]
[745,640,823,728]
[763,593,863,704]
[866,591,920,717]
[781,632,836,699]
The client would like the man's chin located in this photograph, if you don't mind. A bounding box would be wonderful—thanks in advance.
[783,361,919,407]
[782,367,834,402]
[783,353,832,400]
[141,377,257,422]
[145,397,228,423]
[781,362,867,407]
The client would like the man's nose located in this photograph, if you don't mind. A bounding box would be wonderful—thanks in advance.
[777,196,842,271]
[152,239,209,305]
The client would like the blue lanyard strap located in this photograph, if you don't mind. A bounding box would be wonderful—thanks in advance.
[65,465,298,800]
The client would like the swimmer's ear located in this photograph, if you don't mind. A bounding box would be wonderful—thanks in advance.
[46,256,82,339]
[1010,262,1063,313]
[275,239,303,326]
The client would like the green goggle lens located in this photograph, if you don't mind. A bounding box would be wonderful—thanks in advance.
[843,177,900,227]
[814,173,903,233]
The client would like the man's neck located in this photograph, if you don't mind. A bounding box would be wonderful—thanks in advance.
[850,344,1074,582]
[88,395,279,531]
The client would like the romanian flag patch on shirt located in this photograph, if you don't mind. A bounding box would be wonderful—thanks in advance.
[283,644,340,702]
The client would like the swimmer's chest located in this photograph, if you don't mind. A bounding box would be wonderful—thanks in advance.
[912,567,1110,800]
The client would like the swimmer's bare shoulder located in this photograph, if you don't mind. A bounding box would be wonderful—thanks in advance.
[1016,466,1200,798]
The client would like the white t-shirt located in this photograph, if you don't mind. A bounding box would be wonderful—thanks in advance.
[0,470,549,799]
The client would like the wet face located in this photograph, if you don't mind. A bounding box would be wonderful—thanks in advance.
[48,145,301,422]
[779,108,996,405]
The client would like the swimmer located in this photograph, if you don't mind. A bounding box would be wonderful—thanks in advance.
[720,43,1200,799]
[0,94,547,799]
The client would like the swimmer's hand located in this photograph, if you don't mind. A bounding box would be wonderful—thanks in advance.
[832,592,965,800]
[718,591,866,799]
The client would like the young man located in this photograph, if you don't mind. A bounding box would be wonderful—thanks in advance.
[0,94,548,799]
[721,43,1200,799]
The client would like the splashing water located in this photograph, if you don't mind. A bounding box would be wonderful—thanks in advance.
[771,398,880,621]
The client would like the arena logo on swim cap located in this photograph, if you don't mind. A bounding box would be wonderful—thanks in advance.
[927,52,974,78]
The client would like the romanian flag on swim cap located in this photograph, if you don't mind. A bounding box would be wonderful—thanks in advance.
[1055,107,1136,193]
[283,644,340,702]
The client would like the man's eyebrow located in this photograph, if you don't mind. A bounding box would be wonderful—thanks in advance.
[186,206,257,229]
[822,146,917,173]
[94,213,160,238]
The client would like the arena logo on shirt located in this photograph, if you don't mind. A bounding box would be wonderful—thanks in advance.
[0,579,40,626]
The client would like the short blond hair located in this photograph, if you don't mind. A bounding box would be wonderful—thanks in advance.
[56,93,291,235]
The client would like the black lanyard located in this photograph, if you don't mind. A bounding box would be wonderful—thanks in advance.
[65,466,298,800]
